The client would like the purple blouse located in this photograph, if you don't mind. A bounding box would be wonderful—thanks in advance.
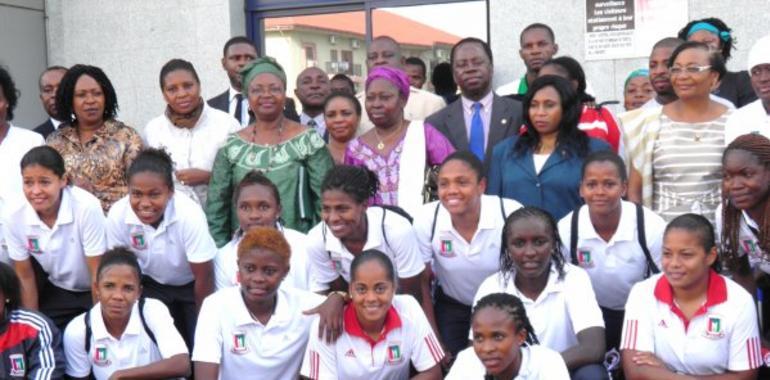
[344,123,455,207]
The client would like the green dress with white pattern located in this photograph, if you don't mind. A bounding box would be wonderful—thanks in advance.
[206,129,333,246]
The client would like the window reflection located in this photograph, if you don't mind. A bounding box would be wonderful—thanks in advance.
[264,12,366,98]
[262,1,487,99]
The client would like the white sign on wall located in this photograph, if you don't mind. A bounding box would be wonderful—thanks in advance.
[585,0,688,61]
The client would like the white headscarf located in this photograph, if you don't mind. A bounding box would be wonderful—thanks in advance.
[747,34,770,74]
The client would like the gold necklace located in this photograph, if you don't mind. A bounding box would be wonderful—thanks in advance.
[373,120,405,150]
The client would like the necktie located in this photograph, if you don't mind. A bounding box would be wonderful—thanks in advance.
[308,119,327,142]
[469,102,485,160]
[234,93,245,126]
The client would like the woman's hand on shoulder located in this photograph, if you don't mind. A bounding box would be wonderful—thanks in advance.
[303,292,346,344]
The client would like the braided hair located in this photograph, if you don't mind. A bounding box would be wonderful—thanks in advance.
[499,207,566,282]
[473,292,539,345]
[720,134,770,273]
[321,165,379,204]
[678,18,735,62]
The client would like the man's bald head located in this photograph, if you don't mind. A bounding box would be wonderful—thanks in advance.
[366,36,404,70]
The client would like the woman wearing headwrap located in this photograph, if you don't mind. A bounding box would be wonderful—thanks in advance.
[678,18,757,108]
[206,57,334,245]
[344,66,454,217]
[623,69,654,111]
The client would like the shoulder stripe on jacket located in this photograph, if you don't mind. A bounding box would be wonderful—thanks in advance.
[11,310,56,380]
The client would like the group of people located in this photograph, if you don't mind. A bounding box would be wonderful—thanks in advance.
[0,12,768,380]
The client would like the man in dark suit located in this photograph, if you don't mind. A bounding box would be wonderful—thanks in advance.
[33,66,67,139]
[208,36,298,126]
[426,37,523,173]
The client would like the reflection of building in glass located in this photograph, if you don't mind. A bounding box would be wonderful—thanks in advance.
[265,10,460,95]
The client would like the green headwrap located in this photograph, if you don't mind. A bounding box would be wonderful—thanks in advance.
[240,56,287,95]
[624,68,649,89]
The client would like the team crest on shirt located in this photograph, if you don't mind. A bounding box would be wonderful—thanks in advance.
[231,332,249,354]
[8,354,25,377]
[26,236,42,254]
[741,239,758,255]
[577,248,594,268]
[93,344,111,366]
[386,342,403,365]
[332,259,343,272]
[703,315,725,339]
[130,232,147,250]
[439,240,456,258]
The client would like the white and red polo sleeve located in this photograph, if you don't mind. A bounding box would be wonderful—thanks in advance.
[727,291,762,371]
[620,280,655,352]
[300,318,338,380]
[403,297,444,371]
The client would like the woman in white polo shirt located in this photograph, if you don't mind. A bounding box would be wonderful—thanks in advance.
[447,292,569,380]
[194,227,345,380]
[558,150,665,352]
[64,247,190,380]
[301,249,444,380]
[3,146,105,330]
[473,207,608,380]
[106,148,216,347]
[621,213,761,378]
[413,151,521,359]
[213,170,310,291]
[144,58,242,207]
[306,165,431,317]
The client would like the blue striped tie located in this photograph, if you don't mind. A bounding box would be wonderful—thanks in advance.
[469,102,485,160]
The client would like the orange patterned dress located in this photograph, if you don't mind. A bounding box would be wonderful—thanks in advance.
[46,119,143,212]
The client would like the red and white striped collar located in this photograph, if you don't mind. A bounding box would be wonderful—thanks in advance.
[654,269,727,326]
[343,302,402,347]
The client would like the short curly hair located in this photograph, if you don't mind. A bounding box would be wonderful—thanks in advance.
[0,66,20,121]
[237,226,291,262]
[55,64,119,124]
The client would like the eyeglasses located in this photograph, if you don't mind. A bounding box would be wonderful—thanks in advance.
[669,65,712,76]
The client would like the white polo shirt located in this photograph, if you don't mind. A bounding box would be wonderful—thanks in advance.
[724,99,770,145]
[0,125,44,205]
[446,344,570,380]
[3,186,106,291]
[193,285,325,379]
[621,272,762,375]
[0,198,7,264]
[300,295,443,380]
[306,207,425,292]
[557,201,666,310]
[144,103,242,206]
[472,264,605,353]
[106,193,217,286]
[414,195,522,305]
[213,226,311,291]
[715,204,769,274]
[63,298,188,380]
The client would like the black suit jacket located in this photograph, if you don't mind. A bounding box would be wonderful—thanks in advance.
[33,119,56,140]
[425,93,523,172]
[207,89,300,123]
[715,70,757,108]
